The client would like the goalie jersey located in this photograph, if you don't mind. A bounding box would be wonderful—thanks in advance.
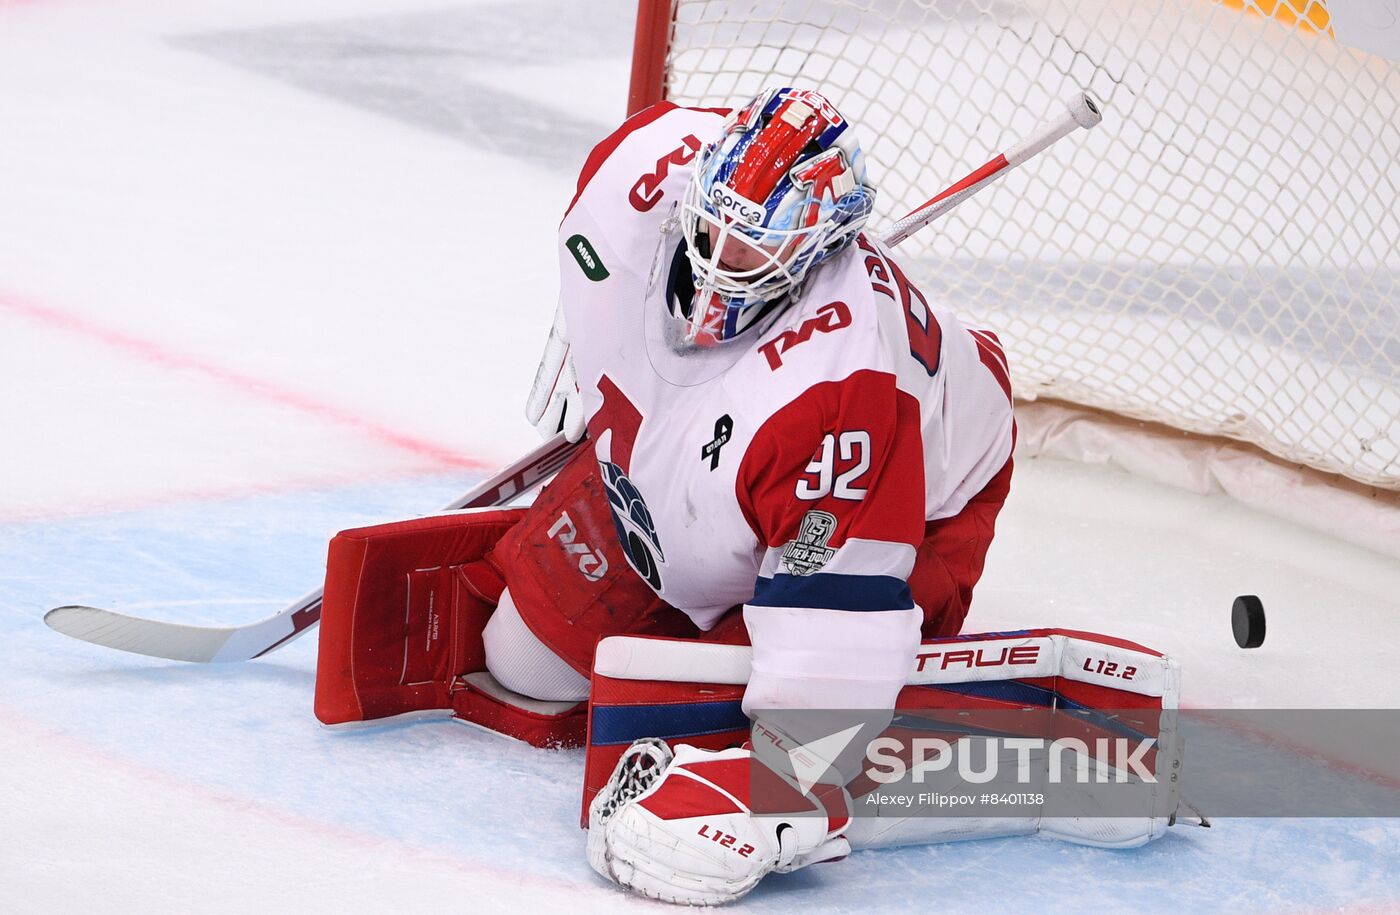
[558,103,1015,711]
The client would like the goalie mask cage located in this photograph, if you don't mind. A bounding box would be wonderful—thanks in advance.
[627,0,1400,556]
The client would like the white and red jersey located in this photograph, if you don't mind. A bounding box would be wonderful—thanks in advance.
[557,103,1014,712]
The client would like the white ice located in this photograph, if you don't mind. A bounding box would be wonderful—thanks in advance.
[2,1,1399,912]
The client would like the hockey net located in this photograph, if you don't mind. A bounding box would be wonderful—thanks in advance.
[628,0,1399,545]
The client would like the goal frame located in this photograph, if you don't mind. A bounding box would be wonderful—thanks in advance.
[621,0,1400,560]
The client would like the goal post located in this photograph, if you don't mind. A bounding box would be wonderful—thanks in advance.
[625,0,1400,557]
[627,0,673,115]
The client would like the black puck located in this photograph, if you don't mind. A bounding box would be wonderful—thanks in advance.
[1232,595,1266,649]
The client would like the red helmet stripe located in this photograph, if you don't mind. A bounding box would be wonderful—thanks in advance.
[727,99,823,204]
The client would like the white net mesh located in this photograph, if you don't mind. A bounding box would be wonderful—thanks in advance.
[657,0,1400,489]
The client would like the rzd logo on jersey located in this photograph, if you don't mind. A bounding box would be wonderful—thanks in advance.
[547,511,609,581]
[630,135,703,212]
[759,300,852,369]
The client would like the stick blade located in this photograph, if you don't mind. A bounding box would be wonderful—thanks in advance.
[44,605,236,663]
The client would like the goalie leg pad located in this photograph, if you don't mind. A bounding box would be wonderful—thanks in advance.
[584,629,1186,848]
[315,508,591,748]
[314,508,519,726]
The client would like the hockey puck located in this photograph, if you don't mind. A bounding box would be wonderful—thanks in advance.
[1232,595,1266,649]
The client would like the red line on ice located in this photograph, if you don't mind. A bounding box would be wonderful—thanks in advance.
[1182,704,1400,793]
[0,708,593,897]
[0,467,462,524]
[0,290,487,472]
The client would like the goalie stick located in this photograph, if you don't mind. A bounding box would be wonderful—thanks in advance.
[43,433,580,662]
[881,91,1102,247]
[44,92,1100,663]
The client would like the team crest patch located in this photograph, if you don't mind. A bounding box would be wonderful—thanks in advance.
[781,510,838,576]
[599,459,665,591]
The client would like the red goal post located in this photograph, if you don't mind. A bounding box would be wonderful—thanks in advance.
[625,0,1400,557]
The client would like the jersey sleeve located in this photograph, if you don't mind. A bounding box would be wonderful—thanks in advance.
[735,369,926,714]
[561,101,730,221]
[562,100,678,221]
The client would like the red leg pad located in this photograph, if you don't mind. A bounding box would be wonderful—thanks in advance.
[314,509,522,726]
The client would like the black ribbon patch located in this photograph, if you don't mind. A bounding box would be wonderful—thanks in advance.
[701,414,734,471]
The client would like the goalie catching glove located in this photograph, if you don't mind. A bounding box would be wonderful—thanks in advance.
[587,738,851,906]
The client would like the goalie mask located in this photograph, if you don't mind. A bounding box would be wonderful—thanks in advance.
[675,87,876,346]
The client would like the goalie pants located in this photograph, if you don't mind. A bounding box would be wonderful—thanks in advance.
[489,447,1013,683]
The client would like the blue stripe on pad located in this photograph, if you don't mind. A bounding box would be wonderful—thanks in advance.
[913,682,1156,742]
[920,679,1059,708]
[750,572,914,612]
[589,700,748,747]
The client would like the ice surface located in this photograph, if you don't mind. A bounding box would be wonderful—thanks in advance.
[2,1,1399,911]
